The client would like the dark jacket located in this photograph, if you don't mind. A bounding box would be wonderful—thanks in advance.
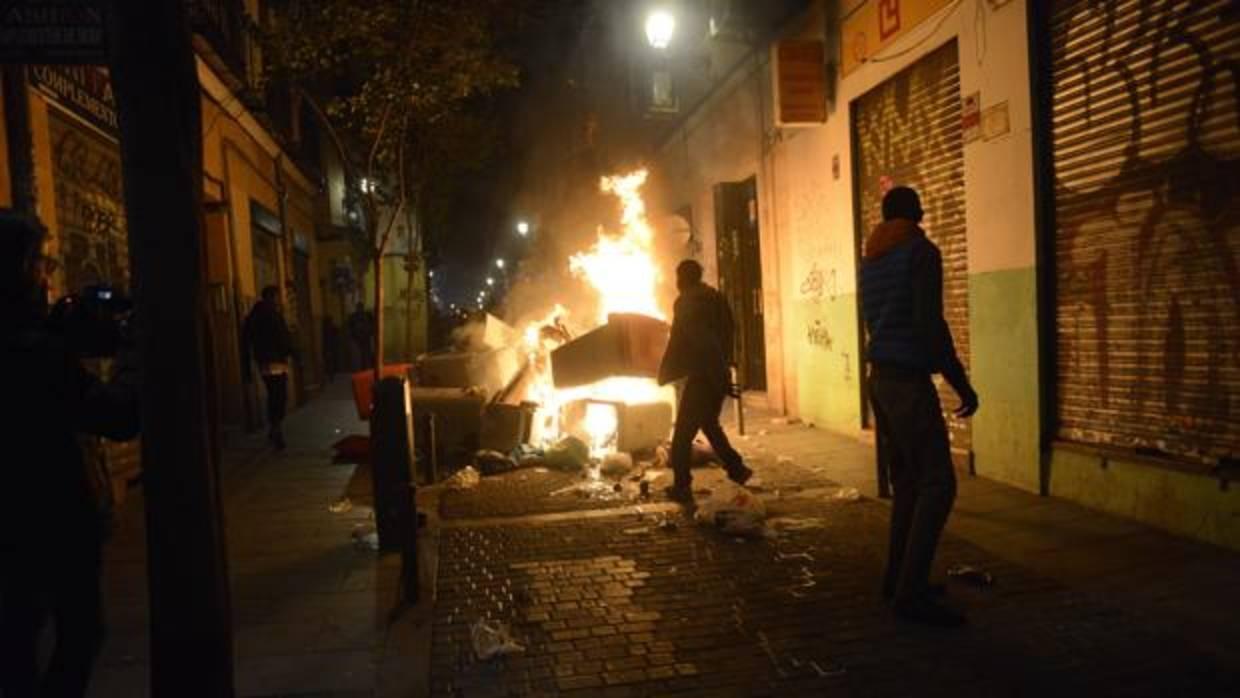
[2,317,140,550]
[242,300,293,375]
[859,218,968,390]
[657,282,734,387]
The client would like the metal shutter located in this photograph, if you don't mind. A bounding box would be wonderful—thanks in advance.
[1050,0,1240,464]
[852,39,970,455]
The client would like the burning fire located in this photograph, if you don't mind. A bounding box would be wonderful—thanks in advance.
[520,169,674,453]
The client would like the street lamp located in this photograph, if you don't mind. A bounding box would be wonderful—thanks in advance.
[516,220,530,236]
[645,9,675,50]
[486,277,494,287]
[495,258,505,270]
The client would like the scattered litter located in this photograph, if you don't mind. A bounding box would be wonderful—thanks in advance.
[769,417,802,426]
[639,481,651,499]
[775,455,795,467]
[695,482,767,538]
[470,619,525,660]
[833,487,862,502]
[475,449,519,476]
[947,564,995,587]
[653,513,679,531]
[351,524,379,551]
[600,452,634,478]
[443,466,481,490]
[545,435,589,472]
[328,497,353,514]
[549,479,626,501]
[769,517,827,533]
[622,526,651,535]
[690,439,720,467]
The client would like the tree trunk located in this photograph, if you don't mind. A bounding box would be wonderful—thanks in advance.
[106,2,235,695]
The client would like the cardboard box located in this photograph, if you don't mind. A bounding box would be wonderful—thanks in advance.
[550,313,669,388]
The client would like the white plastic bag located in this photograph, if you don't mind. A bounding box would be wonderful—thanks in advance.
[471,618,525,660]
[694,482,767,537]
[444,465,481,490]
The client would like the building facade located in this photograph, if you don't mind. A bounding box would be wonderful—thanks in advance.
[655,0,1240,549]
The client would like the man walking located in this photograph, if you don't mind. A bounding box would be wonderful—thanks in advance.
[657,259,753,502]
[243,285,294,450]
[860,186,978,627]
[348,301,376,370]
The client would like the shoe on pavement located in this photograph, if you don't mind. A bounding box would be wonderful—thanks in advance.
[727,465,754,486]
[883,583,947,604]
[893,598,966,627]
[664,485,694,504]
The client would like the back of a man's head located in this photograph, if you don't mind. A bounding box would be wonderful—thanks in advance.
[882,186,924,223]
[1,211,47,302]
[676,259,703,291]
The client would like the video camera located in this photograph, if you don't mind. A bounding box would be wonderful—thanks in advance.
[47,284,134,359]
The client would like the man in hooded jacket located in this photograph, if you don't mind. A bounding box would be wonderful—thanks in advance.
[860,186,978,627]
[657,259,753,502]
[242,285,294,450]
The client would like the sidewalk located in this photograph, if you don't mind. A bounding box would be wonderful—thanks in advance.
[89,380,435,698]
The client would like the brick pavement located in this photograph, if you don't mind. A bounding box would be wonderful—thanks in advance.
[429,486,1238,697]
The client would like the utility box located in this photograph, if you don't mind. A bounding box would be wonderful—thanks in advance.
[550,313,669,388]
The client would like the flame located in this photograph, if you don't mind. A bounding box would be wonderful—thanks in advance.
[519,168,674,453]
[569,170,664,324]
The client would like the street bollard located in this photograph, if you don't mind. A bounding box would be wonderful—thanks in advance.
[370,375,418,602]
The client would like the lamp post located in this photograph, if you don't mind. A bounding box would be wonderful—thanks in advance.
[516,220,530,237]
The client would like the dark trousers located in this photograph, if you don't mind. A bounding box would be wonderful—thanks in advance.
[868,368,957,604]
[670,375,746,487]
[1,547,105,697]
[262,373,288,433]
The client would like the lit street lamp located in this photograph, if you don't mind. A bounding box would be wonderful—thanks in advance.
[495,258,505,270]
[486,277,495,287]
[516,220,530,236]
[645,9,675,50]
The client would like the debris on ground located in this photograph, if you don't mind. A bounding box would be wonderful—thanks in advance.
[947,564,995,587]
[470,618,525,660]
[768,516,827,533]
[549,477,626,501]
[475,449,520,476]
[350,524,379,551]
[443,465,481,490]
[691,439,720,467]
[775,455,795,467]
[328,496,353,514]
[544,435,589,472]
[513,444,546,468]
[832,486,862,502]
[600,451,634,478]
[695,482,767,537]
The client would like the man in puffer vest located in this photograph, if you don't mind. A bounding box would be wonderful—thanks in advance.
[860,186,979,627]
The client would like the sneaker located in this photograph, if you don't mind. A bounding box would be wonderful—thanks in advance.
[893,598,966,628]
[727,464,754,486]
[663,485,694,504]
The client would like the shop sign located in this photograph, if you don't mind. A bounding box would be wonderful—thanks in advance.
[28,63,117,136]
[0,1,107,64]
[841,0,955,76]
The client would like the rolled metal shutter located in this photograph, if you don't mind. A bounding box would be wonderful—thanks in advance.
[1050,0,1240,463]
[853,39,971,455]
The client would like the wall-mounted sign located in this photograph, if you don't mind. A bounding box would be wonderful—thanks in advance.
[29,63,117,136]
[962,91,981,143]
[841,0,956,76]
[982,100,1010,141]
[0,1,107,64]
[774,39,827,126]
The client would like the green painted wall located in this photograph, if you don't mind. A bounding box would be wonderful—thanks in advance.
[1048,447,1240,551]
[968,267,1042,492]
[789,293,864,433]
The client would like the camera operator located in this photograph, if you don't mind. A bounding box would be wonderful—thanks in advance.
[1,212,140,697]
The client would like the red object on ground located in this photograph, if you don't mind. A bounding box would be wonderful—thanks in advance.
[350,364,412,420]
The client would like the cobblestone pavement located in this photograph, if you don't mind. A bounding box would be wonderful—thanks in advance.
[430,471,1240,697]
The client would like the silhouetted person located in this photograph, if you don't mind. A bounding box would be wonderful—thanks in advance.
[348,302,376,370]
[243,285,294,450]
[1,212,140,696]
[860,186,978,627]
[657,259,753,502]
[322,316,341,382]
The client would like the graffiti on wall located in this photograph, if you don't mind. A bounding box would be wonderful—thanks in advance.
[1052,0,1240,460]
[799,262,839,303]
[49,112,128,294]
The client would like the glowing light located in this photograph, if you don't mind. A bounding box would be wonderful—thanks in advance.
[516,221,530,236]
[486,277,494,287]
[496,258,505,269]
[645,9,675,49]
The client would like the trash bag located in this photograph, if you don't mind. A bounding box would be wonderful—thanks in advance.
[600,452,634,478]
[544,435,589,472]
[475,449,519,476]
[443,465,481,490]
[470,618,525,660]
[695,482,767,538]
